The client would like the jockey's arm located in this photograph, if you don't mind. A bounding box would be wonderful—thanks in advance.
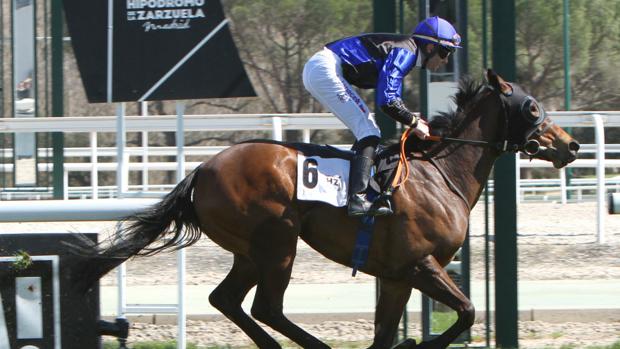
[376,48,418,127]
[381,99,418,127]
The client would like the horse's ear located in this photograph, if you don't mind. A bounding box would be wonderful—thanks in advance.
[486,69,513,96]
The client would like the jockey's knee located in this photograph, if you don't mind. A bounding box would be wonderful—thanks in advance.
[352,135,380,154]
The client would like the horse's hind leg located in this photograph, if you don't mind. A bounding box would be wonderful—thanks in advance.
[209,254,281,348]
[249,219,331,349]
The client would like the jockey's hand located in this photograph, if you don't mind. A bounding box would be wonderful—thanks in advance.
[412,118,430,140]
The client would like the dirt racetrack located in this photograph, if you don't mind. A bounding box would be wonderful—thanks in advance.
[1,201,619,348]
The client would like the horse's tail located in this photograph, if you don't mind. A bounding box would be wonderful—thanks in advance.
[109,165,203,257]
[68,166,203,292]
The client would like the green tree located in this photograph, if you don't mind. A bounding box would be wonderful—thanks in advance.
[514,0,620,111]
[568,0,620,111]
[224,0,372,113]
[466,0,620,112]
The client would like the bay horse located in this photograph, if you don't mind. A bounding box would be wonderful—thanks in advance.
[73,70,579,348]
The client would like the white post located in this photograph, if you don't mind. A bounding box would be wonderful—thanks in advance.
[177,246,186,349]
[117,265,127,317]
[90,132,98,199]
[176,102,185,182]
[516,155,521,203]
[175,101,187,349]
[63,169,68,200]
[106,0,114,103]
[272,116,283,141]
[560,168,567,204]
[141,102,149,191]
[116,222,127,318]
[593,114,605,243]
[303,129,311,143]
[116,103,128,197]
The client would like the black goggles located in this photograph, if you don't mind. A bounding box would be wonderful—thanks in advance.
[437,45,455,59]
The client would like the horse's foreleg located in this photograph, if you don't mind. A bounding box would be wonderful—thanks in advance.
[408,255,475,349]
[367,278,412,349]
[209,254,281,348]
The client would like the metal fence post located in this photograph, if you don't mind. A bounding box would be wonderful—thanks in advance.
[593,113,605,243]
[90,132,98,199]
[116,103,127,198]
[560,168,567,204]
[141,102,149,191]
[176,101,187,349]
[272,116,283,141]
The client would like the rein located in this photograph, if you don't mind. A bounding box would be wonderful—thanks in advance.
[388,127,472,209]
[425,87,513,152]
[426,115,553,155]
[426,134,509,151]
[425,85,552,156]
[390,128,413,189]
[386,82,550,209]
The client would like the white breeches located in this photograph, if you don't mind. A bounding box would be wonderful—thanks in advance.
[302,48,381,141]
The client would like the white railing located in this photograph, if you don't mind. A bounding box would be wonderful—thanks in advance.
[0,111,617,346]
[0,112,346,349]
[0,111,618,241]
[0,113,346,133]
[516,112,611,243]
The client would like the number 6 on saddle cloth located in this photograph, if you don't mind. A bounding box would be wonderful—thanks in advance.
[296,149,401,208]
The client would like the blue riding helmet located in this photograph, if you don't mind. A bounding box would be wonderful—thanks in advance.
[412,16,462,50]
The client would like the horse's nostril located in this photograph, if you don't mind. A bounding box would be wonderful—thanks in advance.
[569,141,580,152]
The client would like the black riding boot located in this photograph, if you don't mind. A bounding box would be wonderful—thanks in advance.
[347,137,393,217]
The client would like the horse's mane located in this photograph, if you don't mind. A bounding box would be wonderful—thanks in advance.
[397,76,486,152]
[430,76,484,136]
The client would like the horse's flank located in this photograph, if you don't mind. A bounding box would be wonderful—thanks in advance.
[193,138,472,278]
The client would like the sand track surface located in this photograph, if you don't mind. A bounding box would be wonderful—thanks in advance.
[2,202,619,348]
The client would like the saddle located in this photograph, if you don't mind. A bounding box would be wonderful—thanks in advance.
[248,140,407,195]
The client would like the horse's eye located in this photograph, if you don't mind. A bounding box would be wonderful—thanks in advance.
[529,103,540,118]
[521,97,544,124]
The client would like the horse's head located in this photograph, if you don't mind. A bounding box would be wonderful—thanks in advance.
[486,69,579,168]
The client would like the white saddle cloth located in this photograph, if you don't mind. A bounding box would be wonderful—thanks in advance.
[296,154,349,207]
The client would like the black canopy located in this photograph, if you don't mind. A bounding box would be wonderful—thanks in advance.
[63,0,256,102]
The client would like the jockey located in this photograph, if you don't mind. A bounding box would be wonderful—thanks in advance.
[302,16,461,217]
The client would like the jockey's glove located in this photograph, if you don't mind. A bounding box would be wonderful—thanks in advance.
[380,99,418,128]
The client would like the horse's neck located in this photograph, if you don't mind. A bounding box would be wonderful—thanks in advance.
[433,124,498,209]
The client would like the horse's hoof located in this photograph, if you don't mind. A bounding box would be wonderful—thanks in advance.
[392,338,417,349]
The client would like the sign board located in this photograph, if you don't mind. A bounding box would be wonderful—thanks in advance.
[429,81,458,118]
[63,0,256,102]
[0,233,100,349]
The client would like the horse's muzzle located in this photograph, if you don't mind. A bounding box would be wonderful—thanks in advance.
[523,140,541,156]
[568,141,580,162]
